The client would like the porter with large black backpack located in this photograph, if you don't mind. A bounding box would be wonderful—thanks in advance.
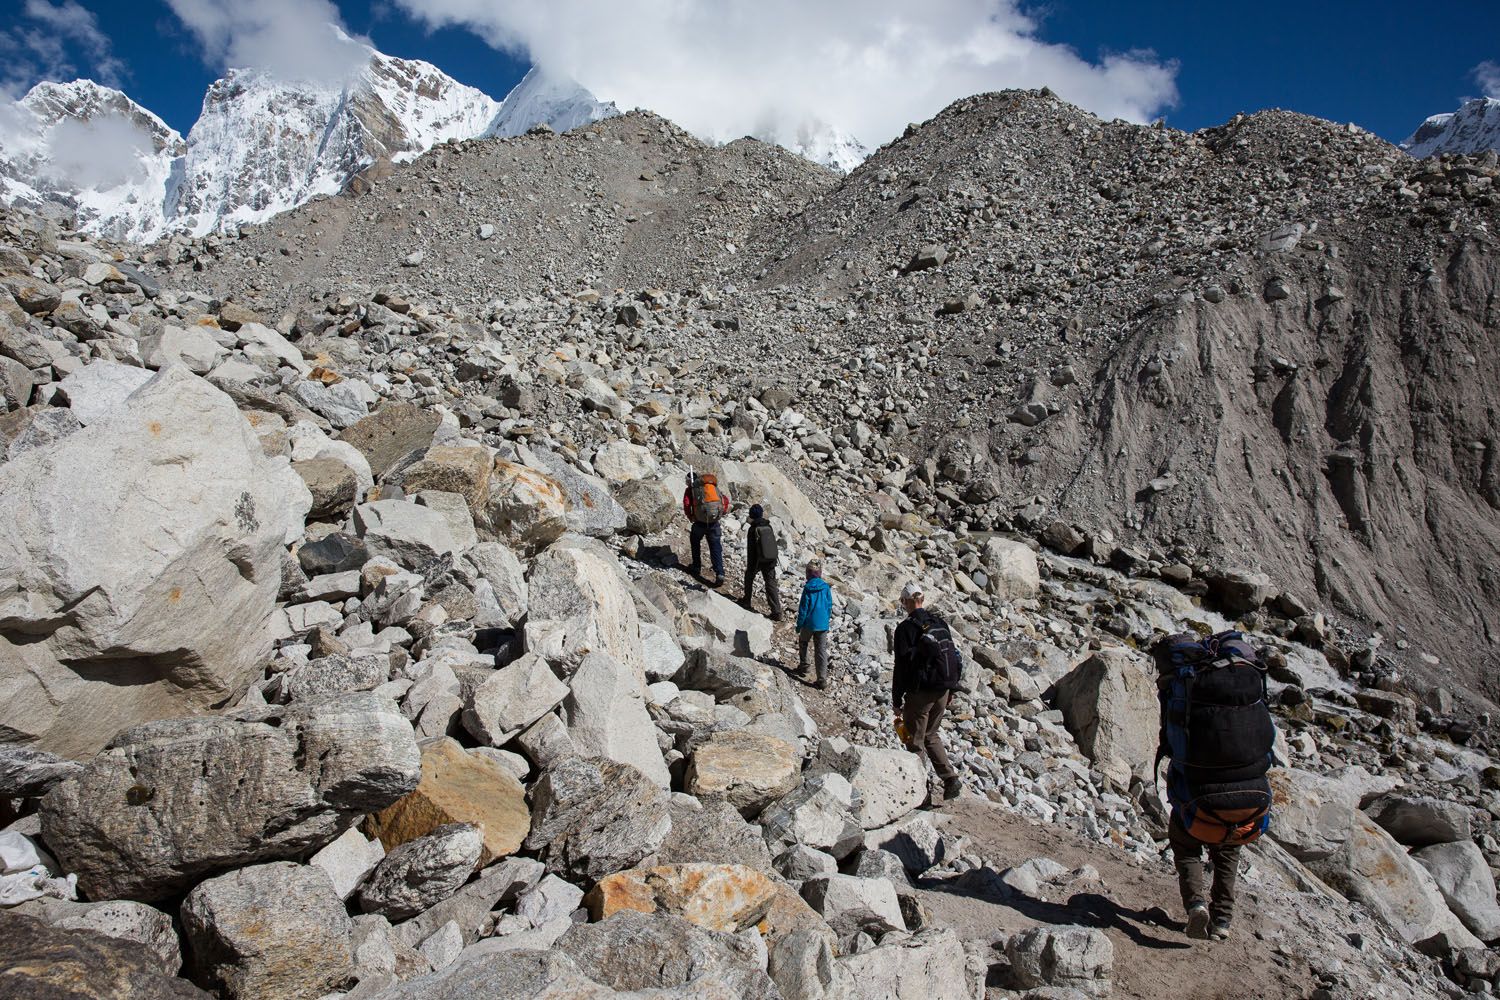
[1154,631,1276,845]
[914,610,963,690]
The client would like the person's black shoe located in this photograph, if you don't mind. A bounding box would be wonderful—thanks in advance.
[712,576,724,588]
[770,613,784,622]
[687,564,701,579]
[942,776,963,801]
[1185,903,1210,940]
[814,676,828,690]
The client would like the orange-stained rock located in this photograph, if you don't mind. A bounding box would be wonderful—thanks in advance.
[486,460,568,552]
[364,737,528,865]
[584,862,832,948]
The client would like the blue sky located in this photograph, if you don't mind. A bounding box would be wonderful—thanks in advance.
[3,0,1498,148]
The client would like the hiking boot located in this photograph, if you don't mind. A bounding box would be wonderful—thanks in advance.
[712,576,725,588]
[942,776,963,801]
[1209,915,1231,941]
[1185,903,1210,940]
[814,676,828,690]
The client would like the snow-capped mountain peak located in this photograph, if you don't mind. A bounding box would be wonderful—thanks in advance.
[0,40,617,243]
[1402,96,1500,158]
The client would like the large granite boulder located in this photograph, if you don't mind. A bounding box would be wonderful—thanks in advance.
[980,537,1041,600]
[1052,647,1158,785]
[180,862,353,1000]
[563,650,670,788]
[358,823,483,921]
[524,756,672,884]
[364,737,530,866]
[0,910,208,999]
[0,366,311,756]
[525,536,645,679]
[485,460,569,553]
[819,737,925,830]
[1413,840,1500,942]
[831,926,975,1000]
[686,730,802,817]
[556,911,778,997]
[1267,767,1360,861]
[40,694,420,901]
[462,652,568,747]
[336,403,441,479]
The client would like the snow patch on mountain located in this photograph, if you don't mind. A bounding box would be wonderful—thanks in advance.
[1403,97,1500,158]
[487,68,619,139]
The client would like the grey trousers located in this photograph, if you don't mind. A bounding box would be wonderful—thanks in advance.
[798,628,828,681]
[1169,814,1242,921]
[743,563,783,617]
[903,688,956,781]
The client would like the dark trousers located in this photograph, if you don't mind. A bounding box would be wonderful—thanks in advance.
[902,688,956,781]
[1168,814,1242,921]
[689,521,723,578]
[743,561,783,617]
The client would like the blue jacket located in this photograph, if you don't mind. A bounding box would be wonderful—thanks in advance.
[796,576,832,632]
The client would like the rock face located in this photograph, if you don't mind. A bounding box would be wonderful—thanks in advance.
[1267,767,1360,861]
[0,366,311,756]
[40,694,420,901]
[1413,840,1500,942]
[364,737,530,866]
[1053,648,1159,784]
[524,756,672,884]
[1310,811,1480,949]
[0,910,210,1000]
[15,897,184,975]
[686,730,802,817]
[180,862,353,1000]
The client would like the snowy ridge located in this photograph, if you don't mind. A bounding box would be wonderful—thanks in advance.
[1402,97,1500,158]
[0,44,615,243]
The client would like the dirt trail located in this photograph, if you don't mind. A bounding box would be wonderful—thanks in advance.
[923,797,1434,1000]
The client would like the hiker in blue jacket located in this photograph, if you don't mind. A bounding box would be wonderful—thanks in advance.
[794,560,832,689]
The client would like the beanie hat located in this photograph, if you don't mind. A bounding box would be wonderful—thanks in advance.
[749,504,764,519]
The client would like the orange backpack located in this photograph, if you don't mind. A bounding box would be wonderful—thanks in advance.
[691,474,723,524]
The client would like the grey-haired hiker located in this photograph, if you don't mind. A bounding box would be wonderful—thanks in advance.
[892,581,963,804]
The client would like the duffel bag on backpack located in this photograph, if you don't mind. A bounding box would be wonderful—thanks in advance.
[1155,630,1276,845]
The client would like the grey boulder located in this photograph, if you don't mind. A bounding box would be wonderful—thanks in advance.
[524,756,672,884]
[556,910,779,997]
[40,693,420,901]
[0,910,208,999]
[1413,840,1500,942]
[1006,925,1114,996]
[181,862,353,1000]
[358,823,483,921]
[0,366,311,757]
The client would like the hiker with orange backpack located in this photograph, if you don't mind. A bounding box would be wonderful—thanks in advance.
[683,471,730,587]
[1152,631,1277,942]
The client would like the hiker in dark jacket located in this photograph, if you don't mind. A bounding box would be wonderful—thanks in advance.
[795,560,831,688]
[1152,631,1276,942]
[741,504,783,620]
[892,581,962,803]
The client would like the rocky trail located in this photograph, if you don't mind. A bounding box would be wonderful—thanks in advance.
[0,89,1498,1000]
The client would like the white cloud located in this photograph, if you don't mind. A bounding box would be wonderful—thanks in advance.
[387,0,1177,151]
[41,113,159,190]
[163,0,370,84]
[1475,61,1500,100]
[0,0,126,96]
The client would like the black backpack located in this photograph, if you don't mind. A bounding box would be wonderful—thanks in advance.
[1155,631,1276,845]
[752,522,777,563]
[915,612,963,690]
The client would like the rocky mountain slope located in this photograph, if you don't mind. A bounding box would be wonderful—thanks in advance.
[1405,98,1500,158]
[0,51,617,243]
[166,94,1500,707]
[0,179,1495,998]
